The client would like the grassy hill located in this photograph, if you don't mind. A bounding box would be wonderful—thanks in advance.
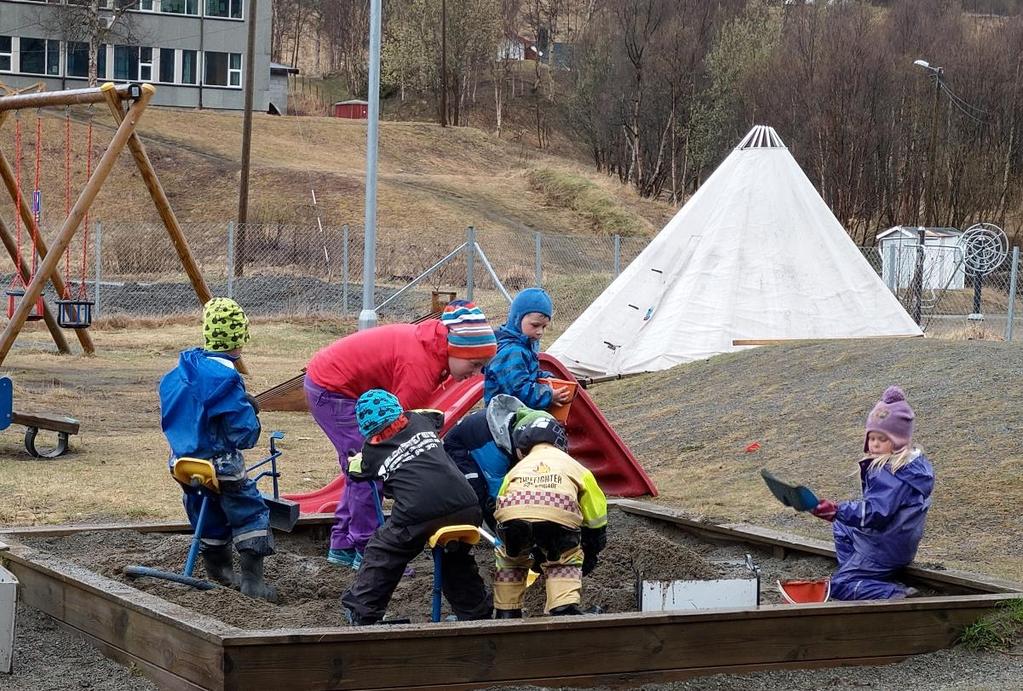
[590,337,1023,581]
[0,106,669,245]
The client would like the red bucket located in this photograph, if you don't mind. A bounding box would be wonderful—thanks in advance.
[778,578,831,604]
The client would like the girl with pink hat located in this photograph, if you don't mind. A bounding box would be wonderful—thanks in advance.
[810,386,935,600]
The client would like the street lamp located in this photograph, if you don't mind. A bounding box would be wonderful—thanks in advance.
[910,58,945,325]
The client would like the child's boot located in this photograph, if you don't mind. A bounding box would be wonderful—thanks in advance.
[549,604,583,616]
[201,545,239,587]
[494,608,522,619]
[239,552,278,602]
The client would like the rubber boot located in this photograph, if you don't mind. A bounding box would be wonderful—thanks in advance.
[239,552,278,602]
[494,608,522,619]
[549,603,583,616]
[201,545,239,588]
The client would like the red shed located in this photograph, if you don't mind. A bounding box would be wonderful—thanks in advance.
[332,99,369,119]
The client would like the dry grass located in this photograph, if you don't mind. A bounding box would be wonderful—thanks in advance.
[0,321,351,525]
[0,106,670,247]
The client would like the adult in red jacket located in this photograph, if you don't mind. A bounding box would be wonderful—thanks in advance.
[305,301,497,568]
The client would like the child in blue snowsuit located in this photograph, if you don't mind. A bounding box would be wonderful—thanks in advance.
[443,394,527,530]
[158,297,276,601]
[483,288,572,410]
[811,386,934,600]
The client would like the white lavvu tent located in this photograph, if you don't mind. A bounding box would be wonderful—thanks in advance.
[547,125,923,377]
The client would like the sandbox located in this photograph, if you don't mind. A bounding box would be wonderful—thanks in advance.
[1,500,1020,690]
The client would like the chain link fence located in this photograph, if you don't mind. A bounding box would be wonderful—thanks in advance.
[2,218,1021,341]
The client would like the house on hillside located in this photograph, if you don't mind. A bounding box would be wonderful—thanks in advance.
[876,226,966,291]
[0,0,273,110]
[268,62,298,115]
[497,33,539,61]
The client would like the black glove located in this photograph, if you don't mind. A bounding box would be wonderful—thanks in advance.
[581,526,606,576]
[245,392,261,415]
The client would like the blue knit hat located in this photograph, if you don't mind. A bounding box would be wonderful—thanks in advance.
[441,300,497,360]
[506,288,553,336]
[356,389,404,438]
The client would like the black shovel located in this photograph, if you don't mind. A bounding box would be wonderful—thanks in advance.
[248,431,300,532]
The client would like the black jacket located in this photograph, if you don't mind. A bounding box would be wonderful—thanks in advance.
[350,411,479,527]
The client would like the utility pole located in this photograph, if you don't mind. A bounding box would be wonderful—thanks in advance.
[359,0,383,330]
[236,0,258,278]
[912,59,944,326]
[439,0,448,126]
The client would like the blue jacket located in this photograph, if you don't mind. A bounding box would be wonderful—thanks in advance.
[159,348,261,460]
[484,289,554,408]
[835,451,934,568]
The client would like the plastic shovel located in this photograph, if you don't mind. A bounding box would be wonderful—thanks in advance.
[760,469,820,512]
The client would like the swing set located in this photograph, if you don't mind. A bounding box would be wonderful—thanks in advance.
[0,82,220,367]
[5,101,95,329]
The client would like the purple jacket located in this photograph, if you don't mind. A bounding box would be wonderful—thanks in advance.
[835,451,934,568]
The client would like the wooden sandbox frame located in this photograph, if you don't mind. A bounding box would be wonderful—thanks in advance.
[1,499,1020,691]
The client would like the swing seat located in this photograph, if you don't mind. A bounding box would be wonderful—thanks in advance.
[55,299,94,329]
[5,288,45,322]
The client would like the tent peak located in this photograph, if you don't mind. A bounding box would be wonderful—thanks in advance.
[738,125,786,150]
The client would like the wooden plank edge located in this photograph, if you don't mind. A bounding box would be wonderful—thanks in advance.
[1,540,236,642]
[45,614,212,691]
[221,592,1021,645]
[396,654,912,691]
[614,499,1023,594]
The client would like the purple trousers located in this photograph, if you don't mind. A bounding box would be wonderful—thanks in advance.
[305,377,382,552]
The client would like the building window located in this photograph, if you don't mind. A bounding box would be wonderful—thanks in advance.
[162,0,198,15]
[113,45,138,80]
[0,36,11,73]
[139,0,155,10]
[20,37,60,76]
[159,47,174,83]
[67,42,108,79]
[204,51,241,87]
[181,49,198,84]
[205,0,242,18]
[139,47,152,81]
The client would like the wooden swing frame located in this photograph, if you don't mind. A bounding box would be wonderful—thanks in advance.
[0,83,219,367]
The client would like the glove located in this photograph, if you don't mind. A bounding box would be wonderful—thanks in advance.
[245,392,261,415]
[581,526,606,576]
[811,499,838,522]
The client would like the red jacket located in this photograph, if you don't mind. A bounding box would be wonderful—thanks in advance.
[306,321,450,409]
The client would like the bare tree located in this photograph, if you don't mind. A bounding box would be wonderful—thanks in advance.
[39,0,148,87]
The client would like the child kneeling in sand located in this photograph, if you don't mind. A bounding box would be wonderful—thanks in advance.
[492,411,607,618]
[810,386,934,600]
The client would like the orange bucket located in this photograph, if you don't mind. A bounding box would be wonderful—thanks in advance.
[539,377,578,424]
[778,578,831,604]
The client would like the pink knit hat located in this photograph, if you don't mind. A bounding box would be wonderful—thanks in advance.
[864,386,915,452]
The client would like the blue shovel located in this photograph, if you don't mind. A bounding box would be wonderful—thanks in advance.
[760,469,820,512]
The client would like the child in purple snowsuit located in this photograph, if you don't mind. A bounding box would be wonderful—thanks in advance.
[811,386,934,600]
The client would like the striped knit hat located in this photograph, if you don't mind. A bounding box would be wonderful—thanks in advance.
[441,300,497,360]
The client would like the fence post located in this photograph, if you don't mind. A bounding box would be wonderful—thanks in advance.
[911,228,925,325]
[341,224,350,317]
[614,234,622,277]
[226,221,236,299]
[885,243,898,292]
[535,231,542,287]
[466,226,476,302]
[1006,246,1019,342]
[93,221,102,317]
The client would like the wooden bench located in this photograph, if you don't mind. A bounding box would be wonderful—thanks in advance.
[9,412,80,458]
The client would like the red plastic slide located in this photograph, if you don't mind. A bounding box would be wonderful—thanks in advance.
[282,354,656,513]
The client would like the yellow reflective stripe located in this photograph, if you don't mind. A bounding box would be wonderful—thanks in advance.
[578,468,608,528]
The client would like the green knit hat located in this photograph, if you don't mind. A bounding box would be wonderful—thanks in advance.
[203,298,250,352]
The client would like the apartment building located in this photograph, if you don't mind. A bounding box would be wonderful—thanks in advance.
[0,0,274,110]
